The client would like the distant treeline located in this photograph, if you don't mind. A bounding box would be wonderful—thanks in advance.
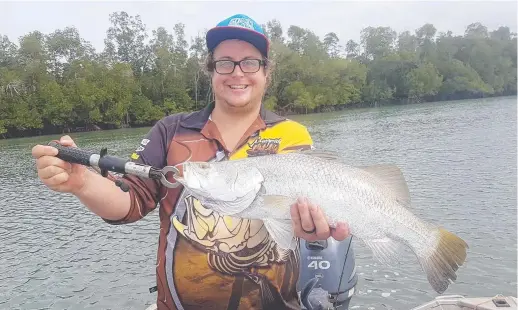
[0,11,516,138]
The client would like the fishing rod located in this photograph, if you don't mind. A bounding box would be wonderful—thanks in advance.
[47,141,182,191]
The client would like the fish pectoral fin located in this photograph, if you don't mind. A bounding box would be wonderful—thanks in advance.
[363,237,406,267]
[357,164,411,205]
[263,218,298,251]
[262,195,294,211]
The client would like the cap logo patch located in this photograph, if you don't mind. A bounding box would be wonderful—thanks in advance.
[228,18,254,30]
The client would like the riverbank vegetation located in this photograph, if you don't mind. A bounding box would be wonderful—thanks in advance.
[0,11,516,138]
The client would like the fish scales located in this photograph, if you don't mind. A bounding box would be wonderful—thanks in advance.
[234,153,423,239]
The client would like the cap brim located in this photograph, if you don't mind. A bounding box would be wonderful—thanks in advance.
[206,26,269,57]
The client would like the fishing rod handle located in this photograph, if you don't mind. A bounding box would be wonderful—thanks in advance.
[48,141,96,167]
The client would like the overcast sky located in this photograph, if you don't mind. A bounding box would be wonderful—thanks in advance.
[2,1,517,52]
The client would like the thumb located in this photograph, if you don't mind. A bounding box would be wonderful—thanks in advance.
[59,135,77,147]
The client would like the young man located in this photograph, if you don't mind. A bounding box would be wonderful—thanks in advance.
[32,14,349,310]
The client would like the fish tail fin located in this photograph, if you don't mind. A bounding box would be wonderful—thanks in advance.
[417,227,468,294]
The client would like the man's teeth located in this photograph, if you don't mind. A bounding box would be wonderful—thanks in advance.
[229,85,247,89]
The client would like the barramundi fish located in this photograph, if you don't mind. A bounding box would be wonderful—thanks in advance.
[172,149,468,294]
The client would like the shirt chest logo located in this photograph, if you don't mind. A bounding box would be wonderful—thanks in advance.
[246,137,281,157]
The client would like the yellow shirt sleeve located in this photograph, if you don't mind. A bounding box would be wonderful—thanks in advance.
[276,119,313,154]
[230,119,313,160]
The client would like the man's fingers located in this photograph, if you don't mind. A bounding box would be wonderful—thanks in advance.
[298,198,315,232]
[331,222,351,241]
[32,145,58,159]
[291,200,318,241]
[291,198,346,242]
[310,204,330,240]
[45,171,70,187]
[59,135,77,147]
[38,165,67,180]
[36,155,71,171]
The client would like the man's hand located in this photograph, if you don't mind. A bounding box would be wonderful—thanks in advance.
[290,197,350,242]
[32,135,88,195]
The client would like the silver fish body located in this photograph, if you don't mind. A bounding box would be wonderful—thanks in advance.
[174,150,469,294]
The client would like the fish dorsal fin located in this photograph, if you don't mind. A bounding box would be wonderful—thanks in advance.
[358,164,411,205]
[298,149,342,161]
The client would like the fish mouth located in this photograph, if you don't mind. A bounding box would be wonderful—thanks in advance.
[173,174,185,183]
[174,163,205,189]
[168,162,188,185]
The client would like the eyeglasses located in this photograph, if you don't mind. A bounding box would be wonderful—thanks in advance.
[212,59,265,74]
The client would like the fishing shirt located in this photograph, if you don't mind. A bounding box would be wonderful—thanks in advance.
[103,102,313,310]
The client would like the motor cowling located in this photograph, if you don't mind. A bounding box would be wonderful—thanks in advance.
[297,236,358,310]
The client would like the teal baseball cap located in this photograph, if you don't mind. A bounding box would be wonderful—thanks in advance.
[206,14,270,57]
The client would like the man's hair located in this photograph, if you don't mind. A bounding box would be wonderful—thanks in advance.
[203,51,275,88]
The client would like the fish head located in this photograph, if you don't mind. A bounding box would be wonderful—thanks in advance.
[174,161,265,215]
[174,161,225,198]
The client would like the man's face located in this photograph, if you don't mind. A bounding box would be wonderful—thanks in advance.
[211,39,267,112]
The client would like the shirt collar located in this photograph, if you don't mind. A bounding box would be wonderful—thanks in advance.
[179,101,285,130]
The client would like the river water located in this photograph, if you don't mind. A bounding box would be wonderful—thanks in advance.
[1,96,516,309]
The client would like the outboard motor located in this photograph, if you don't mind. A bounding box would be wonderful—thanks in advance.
[297,236,358,310]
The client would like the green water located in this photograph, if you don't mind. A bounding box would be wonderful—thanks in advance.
[1,96,516,309]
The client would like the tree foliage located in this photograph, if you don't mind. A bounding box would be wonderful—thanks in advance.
[0,12,516,138]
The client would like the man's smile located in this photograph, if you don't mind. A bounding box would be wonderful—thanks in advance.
[228,84,249,89]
